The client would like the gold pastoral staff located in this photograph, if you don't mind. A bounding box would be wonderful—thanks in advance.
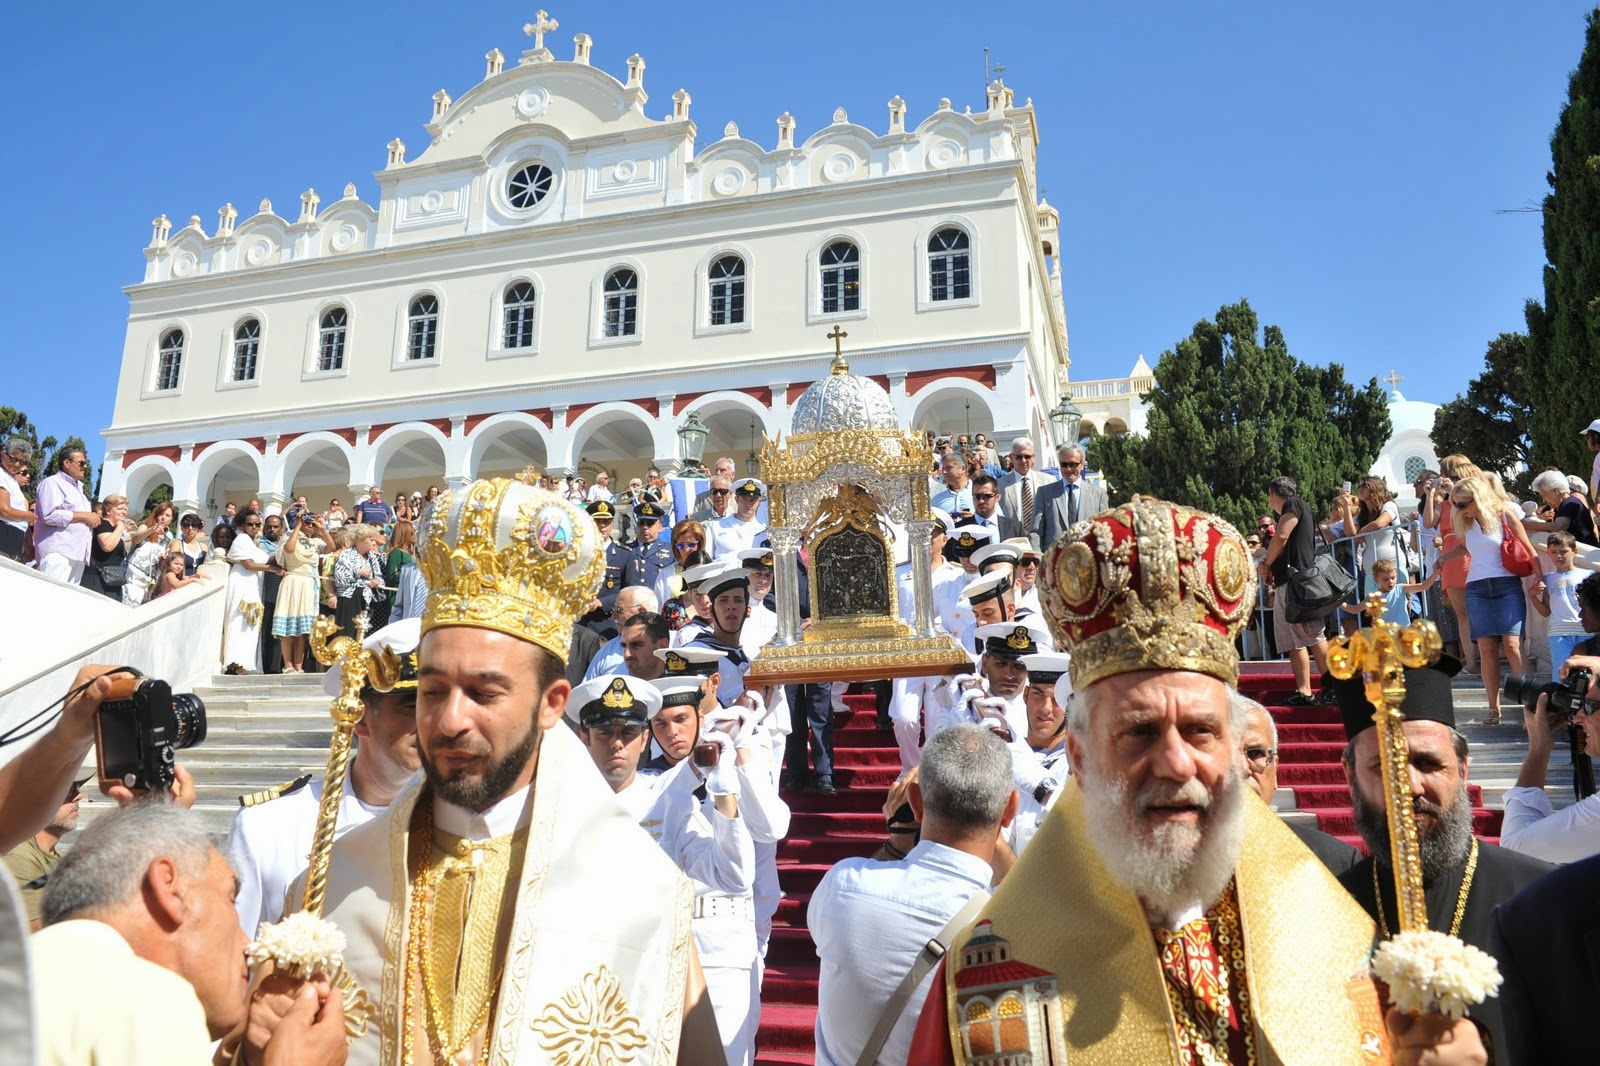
[302,613,400,915]
[1325,592,1443,935]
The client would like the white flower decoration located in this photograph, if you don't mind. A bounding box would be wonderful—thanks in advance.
[248,910,348,979]
[1371,930,1502,1019]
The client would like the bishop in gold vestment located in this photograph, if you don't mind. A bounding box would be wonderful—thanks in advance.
[908,499,1483,1066]
[290,476,719,1066]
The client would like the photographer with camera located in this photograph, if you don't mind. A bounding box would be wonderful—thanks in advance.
[1502,646,1600,863]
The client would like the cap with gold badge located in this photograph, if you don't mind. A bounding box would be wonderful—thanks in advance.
[654,646,727,677]
[585,499,617,522]
[974,617,1053,660]
[568,674,662,729]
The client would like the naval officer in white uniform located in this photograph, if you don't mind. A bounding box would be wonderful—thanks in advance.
[224,617,422,935]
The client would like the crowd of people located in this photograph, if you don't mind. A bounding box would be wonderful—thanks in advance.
[15,429,1600,1064]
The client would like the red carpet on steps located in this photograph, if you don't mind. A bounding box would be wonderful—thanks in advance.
[754,675,1499,1065]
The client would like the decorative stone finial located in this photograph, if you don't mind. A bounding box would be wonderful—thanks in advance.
[723,121,738,139]
[485,47,505,77]
[150,214,172,246]
[887,95,906,133]
[342,182,358,199]
[832,106,848,124]
[777,112,795,150]
[432,89,451,120]
[672,88,691,120]
[986,77,1015,111]
[626,53,645,87]
[573,32,592,64]
[258,197,272,215]
[299,188,320,222]
[218,203,238,238]
[386,138,406,167]
[522,9,558,61]
[938,97,952,111]
[187,215,203,230]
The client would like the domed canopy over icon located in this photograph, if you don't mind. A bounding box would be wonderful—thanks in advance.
[789,327,898,435]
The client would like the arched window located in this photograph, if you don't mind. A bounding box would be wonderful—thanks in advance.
[928,227,971,301]
[709,255,745,326]
[232,318,261,381]
[820,241,860,313]
[317,308,348,371]
[503,282,537,349]
[603,269,638,337]
[156,329,184,390]
[407,295,439,360]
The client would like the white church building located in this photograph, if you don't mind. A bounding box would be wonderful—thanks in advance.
[99,14,1071,516]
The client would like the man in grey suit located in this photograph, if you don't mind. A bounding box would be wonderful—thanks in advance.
[1031,444,1107,549]
[997,437,1057,541]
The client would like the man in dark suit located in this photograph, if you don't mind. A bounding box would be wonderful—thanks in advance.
[1491,851,1596,1065]
[969,474,1024,542]
[1031,444,1107,549]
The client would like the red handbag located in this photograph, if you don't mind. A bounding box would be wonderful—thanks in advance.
[1500,517,1535,577]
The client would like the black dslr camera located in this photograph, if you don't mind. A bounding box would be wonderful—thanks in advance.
[95,676,207,792]
[1504,667,1595,721]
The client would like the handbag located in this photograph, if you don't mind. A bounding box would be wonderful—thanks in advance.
[1500,517,1535,577]
[98,563,128,588]
[1284,554,1356,623]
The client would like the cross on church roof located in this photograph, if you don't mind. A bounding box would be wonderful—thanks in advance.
[523,9,559,53]
[1383,369,1404,396]
[827,325,850,375]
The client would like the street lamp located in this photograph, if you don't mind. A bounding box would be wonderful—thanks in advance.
[676,411,709,473]
[1048,394,1083,449]
[746,418,761,476]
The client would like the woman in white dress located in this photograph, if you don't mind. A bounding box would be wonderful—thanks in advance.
[223,514,282,674]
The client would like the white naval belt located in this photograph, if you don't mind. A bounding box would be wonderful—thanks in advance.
[693,894,755,920]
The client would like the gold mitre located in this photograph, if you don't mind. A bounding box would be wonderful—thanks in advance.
[417,474,604,663]
[1038,497,1255,689]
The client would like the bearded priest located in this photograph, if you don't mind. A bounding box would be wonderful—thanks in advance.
[906,497,1486,1066]
[265,475,723,1066]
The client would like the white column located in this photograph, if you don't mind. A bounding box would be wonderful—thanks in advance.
[769,526,802,646]
[907,520,936,638]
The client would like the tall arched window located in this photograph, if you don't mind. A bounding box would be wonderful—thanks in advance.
[317,307,348,371]
[232,318,261,381]
[820,241,860,313]
[603,269,638,337]
[708,255,745,326]
[503,282,537,349]
[156,329,184,390]
[928,227,972,301]
[407,295,439,360]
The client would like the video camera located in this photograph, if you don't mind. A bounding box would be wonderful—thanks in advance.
[95,676,207,793]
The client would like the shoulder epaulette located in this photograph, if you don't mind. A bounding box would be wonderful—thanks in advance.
[238,773,314,808]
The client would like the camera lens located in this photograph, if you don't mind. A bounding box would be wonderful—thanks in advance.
[169,693,207,750]
[1502,674,1541,712]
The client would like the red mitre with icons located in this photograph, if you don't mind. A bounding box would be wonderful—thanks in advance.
[1038,497,1255,690]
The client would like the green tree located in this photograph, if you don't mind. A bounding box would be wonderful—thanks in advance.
[0,406,59,487]
[1525,9,1600,477]
[1431,331,1533,489]
[1090,300,1392,531]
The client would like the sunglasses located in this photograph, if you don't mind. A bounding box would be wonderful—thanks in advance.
[1244,746,1277,768]
[710,488,731,495]
[675,541,701,550]
[1061,461,1082,468]
[972,493,997,501]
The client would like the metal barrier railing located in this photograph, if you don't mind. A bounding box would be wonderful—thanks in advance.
[1238,517,1440,662]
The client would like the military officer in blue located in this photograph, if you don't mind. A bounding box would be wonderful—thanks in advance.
[631,499,675,595]
[583,498,643,636]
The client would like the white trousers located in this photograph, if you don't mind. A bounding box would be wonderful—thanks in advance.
[704,961,760,1066]
[38,554,84,584]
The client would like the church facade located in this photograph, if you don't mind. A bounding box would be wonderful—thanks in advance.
[99,15,1070,516]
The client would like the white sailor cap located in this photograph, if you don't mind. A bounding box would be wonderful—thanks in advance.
[930,508,956,535]
[732,477,766,498]
[972,542,1023,572]
[681,559,737,588]
[568,674,661,728]
[1021,653,1072,689]
[947,524,995,556]
[651,676,707,714]
[959,571,1013,607]
[1002,536,1041,561]
[654,645,727,677]
[702,567,750,600]
[322,617,422,697]
[974,616,1053,660]
[737,548,776,572]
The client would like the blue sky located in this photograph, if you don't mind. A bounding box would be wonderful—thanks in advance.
[3,1,1593,467]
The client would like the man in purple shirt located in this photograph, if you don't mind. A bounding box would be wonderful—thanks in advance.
[354,486,394,526]
[34,448,98,583]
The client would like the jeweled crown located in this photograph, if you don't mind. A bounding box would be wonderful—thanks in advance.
[1039,497,1255,689]
[417,475,604,663]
